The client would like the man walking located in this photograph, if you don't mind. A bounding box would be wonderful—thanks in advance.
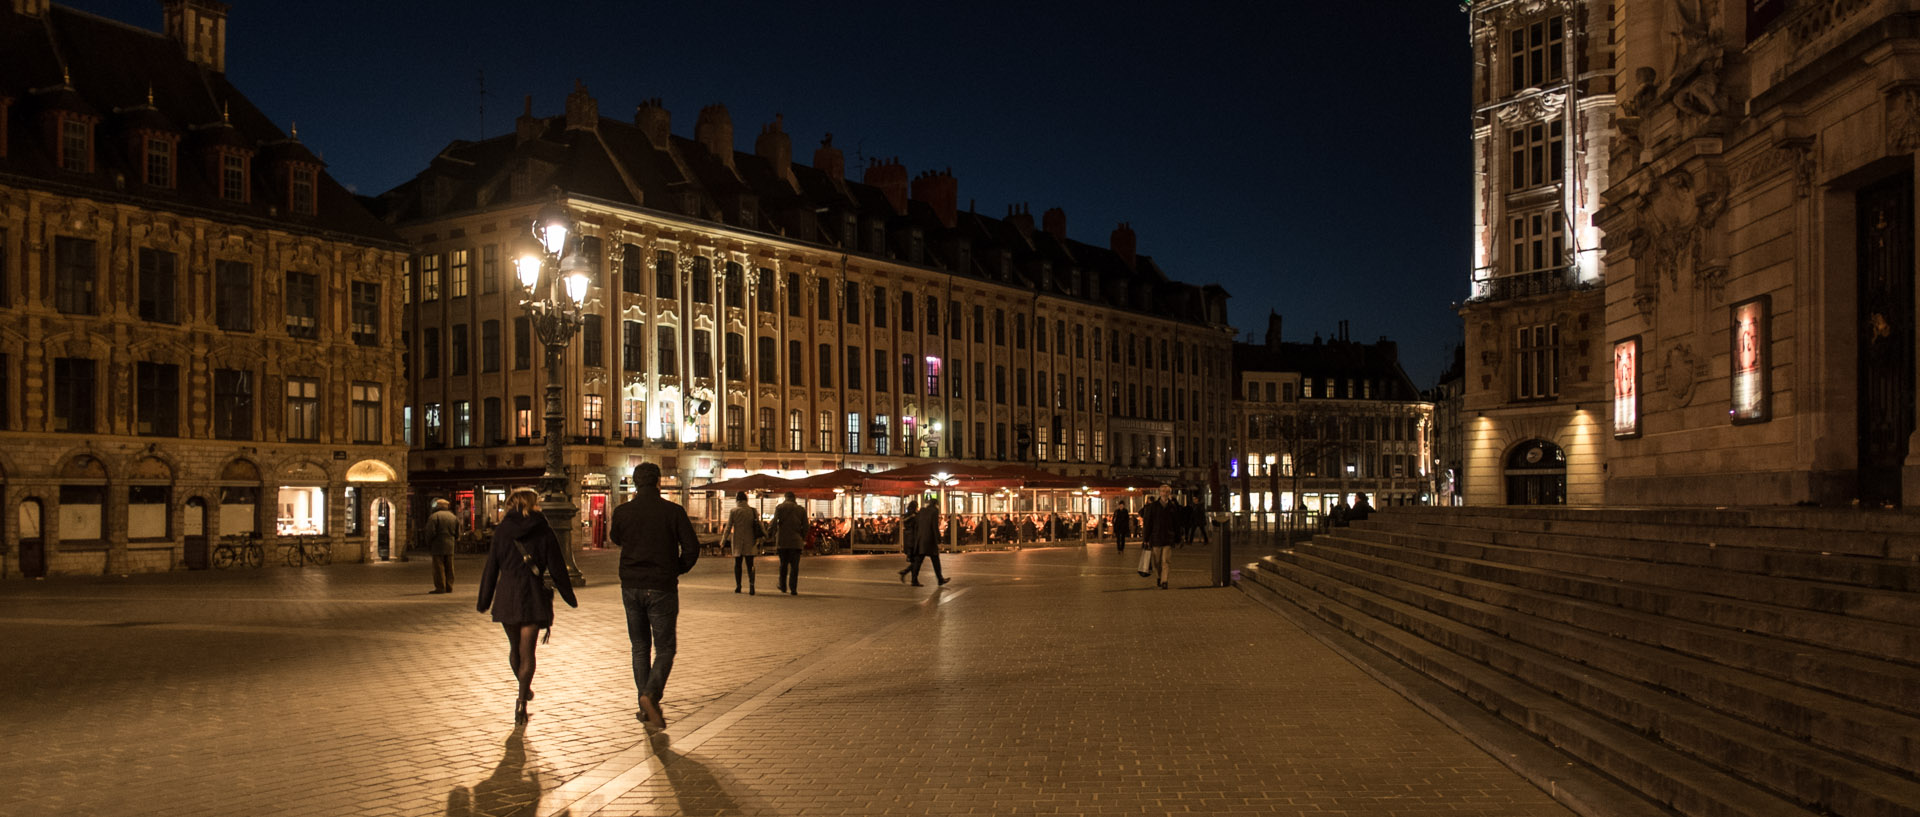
[907,496,951,587]
[720,492,761,595]
[1141,485,1177,589]
[425,498,460,594]
[772,491,807,595]
[608,463,701,729]
[1111,498,1131,552]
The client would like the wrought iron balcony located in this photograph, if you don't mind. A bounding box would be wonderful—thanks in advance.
[1468,265,1589,303]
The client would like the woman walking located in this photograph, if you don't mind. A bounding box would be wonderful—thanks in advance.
[478,487,578,722]
[897,499,918,583]
[721,492,763,594]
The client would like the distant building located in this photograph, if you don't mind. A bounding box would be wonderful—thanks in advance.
[374,85,1236,533]
[1459,0,1615,505]
[1427,345,1467,506]
[1227,314,1435,521]
[0,0,411,577]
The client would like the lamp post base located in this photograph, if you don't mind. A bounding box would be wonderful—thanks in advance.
[541,494,586,586]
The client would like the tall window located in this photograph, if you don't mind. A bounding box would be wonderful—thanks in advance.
[758,336,778,384]
[451,324,469,375]
[135,362,178,437]
[423,328,440,378]
[693,331,712,378]
[582,315,604,368]
[481,244,500,294]
[286,378,320,441]
[994,365,1007,404]
[1509,16,1565,93]
[513,317,531,369]
[846,346,863,390]
[144,137,173,187]
[844,281,861,324]
[220,152,246,201]
[756,268,776,313]
[655,250,677,299]
[845,411,862,454]
[416,256,445,305]
[484,397,504,443]
[657,327,678,376]
[873,415,890,455]
[818,344,833,387]
[818,410,833,452]
[789,410,804,452]
[1509,121,1565,190]
[1515,323,1561,400]
[725,405,743,449]
[424,403,444,446]
[582,395,603,438]
[514,395,534,440]
[137,248,177,323]
[621,244,643,293]
[788,340,804,385]
[449,249,469,297]
[786,272,802,316]
[623,391,644,439]
[285,271,318,338]
[1511,208,1566,274]
[900,290,914,331]
[873,348,889,392]
[623,320,645,371]
[1016,368,1028,406]
[450,400,471,446]
[482,320,501,372]
[972,305,985,341]
[60,118,91,172]
[691,257,711,303]
[873,286,888,327]
[351,281,380,346]
[54,237,96,315]
[53,358,95,433]
[725,332,745,381]
[351,383,382,443]
[951,300,963,339]
[724,262,744,309]
[758,407,775,449]
[1031,316,1042,351]
[926,296,939,335]
[214,368,252,440]
[925,357,941,395]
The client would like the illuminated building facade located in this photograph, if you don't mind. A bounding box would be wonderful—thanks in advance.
[0,0,412,577]
[1227,315,1435,519]
[1597,0,1920,506]
[1460,0,1616,505]
[378,85,1236,534]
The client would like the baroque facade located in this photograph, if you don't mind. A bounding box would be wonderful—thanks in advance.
[0,0,412,577]
[1598,0,1920,506]
[1461,0,1617,505]
[378,85,1236,536]
[1227,314,1435,519]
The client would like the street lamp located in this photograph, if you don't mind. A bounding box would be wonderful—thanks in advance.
[515,202,591,585]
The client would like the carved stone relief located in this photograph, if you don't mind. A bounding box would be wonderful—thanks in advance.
[1662,342,1699,405]
[1887,86,1920,154]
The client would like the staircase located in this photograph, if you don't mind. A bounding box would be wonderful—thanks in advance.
[1239,505,1920,817]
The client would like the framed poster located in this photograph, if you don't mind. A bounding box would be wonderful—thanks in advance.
[1613,336,1641,439]
[1730,295,1771,424]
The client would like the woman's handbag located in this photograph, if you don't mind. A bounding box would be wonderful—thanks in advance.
[510,535,557,597]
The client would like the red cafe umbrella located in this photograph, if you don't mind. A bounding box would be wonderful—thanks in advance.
[693,473,796,495]
[784,468,869,501]
[862,461,1022,494]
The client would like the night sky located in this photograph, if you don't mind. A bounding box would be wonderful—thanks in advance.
[69,0,1471,385]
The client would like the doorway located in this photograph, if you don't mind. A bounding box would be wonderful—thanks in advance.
[183,497,209,569]
[375,499,392,561]
[1503,439,1567,505]
[19,498,45,578]
[1857,175,1915,506]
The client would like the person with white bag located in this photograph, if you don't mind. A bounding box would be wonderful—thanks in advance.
[1138,486,1177,589]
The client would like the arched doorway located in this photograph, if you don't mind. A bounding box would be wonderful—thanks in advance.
[183,497,210,569]
[374,499,393,561]
[19,498,45,578]
[1504,440,1567,505]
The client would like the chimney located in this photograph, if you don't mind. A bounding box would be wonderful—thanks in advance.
[514,95,541,144]
[563,80,598,131]
[164,0,229,73]
[813,132,845,180]
[694,104,734,169]
[633,98,669,149]
[1041,207,1066,241]
[1109,222,1136,268]
[1006,203,1033,239]
[12,0,49,16]
[863,156,907,213]
[754,114,795,188]
[910,168,958,228]
[1266,311,1283,351]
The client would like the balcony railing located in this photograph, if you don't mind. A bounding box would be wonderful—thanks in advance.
[1469,265,1588,302]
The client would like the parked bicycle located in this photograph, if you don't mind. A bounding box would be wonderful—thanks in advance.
[212,533,264,569]
[281,534,332,567]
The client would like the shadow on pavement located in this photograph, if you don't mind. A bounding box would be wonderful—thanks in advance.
[446,726,569,817]
[650,732,743,816]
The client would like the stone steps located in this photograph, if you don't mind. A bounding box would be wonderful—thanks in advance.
[1241,506,1920,817]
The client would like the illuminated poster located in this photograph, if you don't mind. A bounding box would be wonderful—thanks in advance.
[1613,337,1641,439]
[1731,296,1770,423]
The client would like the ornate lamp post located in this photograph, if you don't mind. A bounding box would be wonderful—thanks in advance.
[514,203,590,585]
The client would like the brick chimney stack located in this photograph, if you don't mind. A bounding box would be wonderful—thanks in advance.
[515,95,541,144]
[813,133,845,181]
[694,104,734,169]
[863,157,908,214]
[911,168,958,228]
[564,79,598,131]
[1265,311,1283,351]
[1109,222,1136,268]
[754,114,795,188]
[633,98,669,150]
[1041,207,1066,242]
[163,0,229,73]
[1006,203,1033,239]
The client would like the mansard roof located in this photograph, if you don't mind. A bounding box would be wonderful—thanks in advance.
[0,4,399,245]
[378,105,1226,328]
[1233,336,1424,403]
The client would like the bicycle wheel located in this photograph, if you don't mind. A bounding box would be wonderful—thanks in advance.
[244,546,264,568]
[213,547,235,570]
[313,545,331,566]
[285,546,303,567]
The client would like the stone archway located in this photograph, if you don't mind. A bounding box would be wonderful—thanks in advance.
[1503,439,1567,505]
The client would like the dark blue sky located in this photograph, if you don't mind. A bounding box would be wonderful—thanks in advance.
[74,0,1470,385]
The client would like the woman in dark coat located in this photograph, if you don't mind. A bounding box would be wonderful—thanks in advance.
[896,499,919,583]
[477,488,578,722]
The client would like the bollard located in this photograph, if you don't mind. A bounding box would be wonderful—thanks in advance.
[1209,511,1233,586]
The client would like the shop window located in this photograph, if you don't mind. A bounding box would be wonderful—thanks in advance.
[343,486,362,537]
[59,485,106,540]
[277,486,325,536]
[129,486,170,540]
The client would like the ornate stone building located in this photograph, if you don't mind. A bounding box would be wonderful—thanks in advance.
[1597,0,1920,506]
[377,85,1235,535]
[1227,314,1434,519]
[0,0,412,577]
[1461,0,1617,505]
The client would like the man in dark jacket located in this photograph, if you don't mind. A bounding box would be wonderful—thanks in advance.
[907,496,950,587]
[608,462,700,729]
[1111,499,1131,552]
[1140,486,1178,589]
[425,498,460,594]
[772,491,807,594]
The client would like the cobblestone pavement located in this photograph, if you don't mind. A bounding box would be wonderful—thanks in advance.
[0,537,1571,817]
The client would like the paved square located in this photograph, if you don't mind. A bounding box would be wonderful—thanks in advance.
[0,539,1571,816]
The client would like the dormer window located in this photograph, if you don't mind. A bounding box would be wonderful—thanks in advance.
[59,118,91,172]
[290,166,316,215]
[144,137,174,187]
[220,152,247,202]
